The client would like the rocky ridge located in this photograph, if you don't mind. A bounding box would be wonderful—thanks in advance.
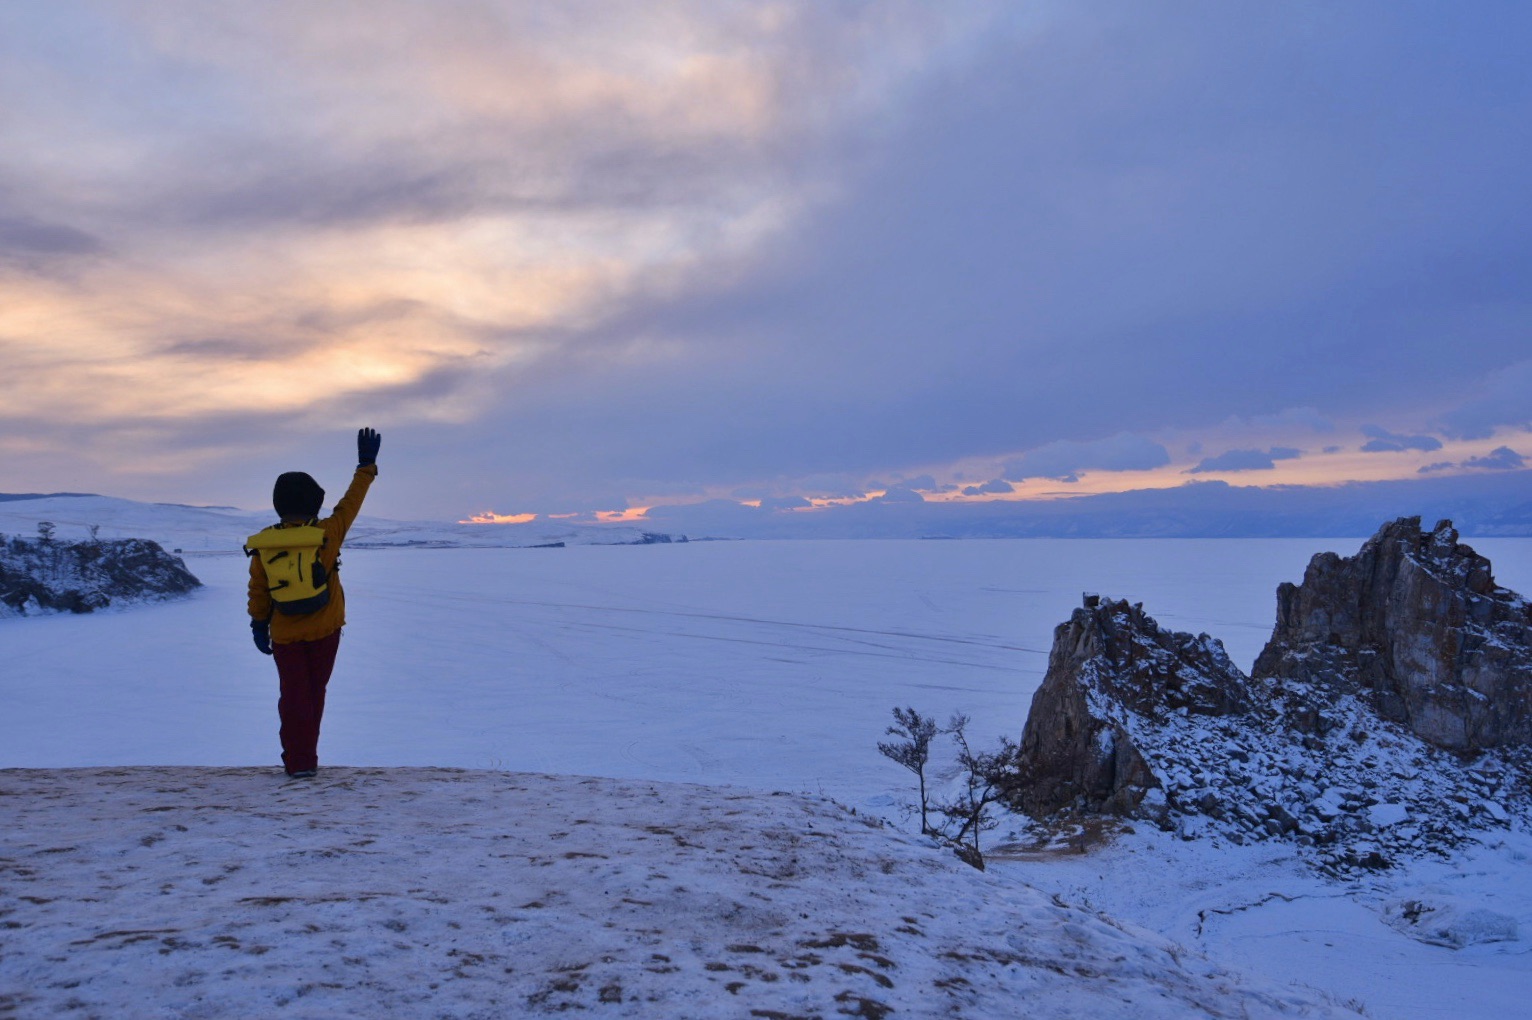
[1013,518,1532,871]
[1256,517,1532,749]
[0,533,201,616]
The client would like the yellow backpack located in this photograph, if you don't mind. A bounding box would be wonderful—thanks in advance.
[244,524,331,615]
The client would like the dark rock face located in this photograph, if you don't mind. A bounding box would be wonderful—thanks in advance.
[1011,520,1532,868]
[1015,598,1254,818]
[1254,518,1532,750]
[0,536,201,616]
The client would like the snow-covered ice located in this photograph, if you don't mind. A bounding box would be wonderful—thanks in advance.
[4,537,1532,1017]
[0,539,1346,783]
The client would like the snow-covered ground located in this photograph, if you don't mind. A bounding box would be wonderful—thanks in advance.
[3,766,1350,1018]
[4,538,1531,1017]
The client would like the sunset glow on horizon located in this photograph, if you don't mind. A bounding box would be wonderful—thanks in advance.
[459,426,1529,525]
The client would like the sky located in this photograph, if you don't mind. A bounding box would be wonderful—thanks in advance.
[2,1,1530,524]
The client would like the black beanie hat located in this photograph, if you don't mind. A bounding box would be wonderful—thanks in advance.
[273,472,325,520]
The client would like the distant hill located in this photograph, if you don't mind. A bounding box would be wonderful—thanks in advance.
[0,492,98,503]
[4,470,1528,544]
[0,494,674,553]
[639,471,1532,539]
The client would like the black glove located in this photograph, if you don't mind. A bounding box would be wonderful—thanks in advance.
[251,618,273,655]
[358,427,381,467]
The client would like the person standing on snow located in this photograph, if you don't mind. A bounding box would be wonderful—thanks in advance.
[246,428,381,779]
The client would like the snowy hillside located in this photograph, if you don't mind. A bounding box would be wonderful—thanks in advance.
[0,767,1349,1018]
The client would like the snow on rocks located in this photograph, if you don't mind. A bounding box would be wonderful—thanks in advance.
[1381,894,1519,948]
[1255,517,1532,751]
[1013,594,1532,875]
[0,767,1350,1018]
[1368,803,1409,829]
[0,534,200,617]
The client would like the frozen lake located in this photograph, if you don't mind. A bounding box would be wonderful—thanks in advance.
[8,536,1532,809]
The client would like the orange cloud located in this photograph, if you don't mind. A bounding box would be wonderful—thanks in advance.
[596,507,652,523]
[460,511,538,525]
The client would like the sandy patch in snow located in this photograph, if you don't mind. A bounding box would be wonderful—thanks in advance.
[0,767,1349,1018]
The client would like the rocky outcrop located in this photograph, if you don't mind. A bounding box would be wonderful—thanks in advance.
[1254,517,1532,750]
[1015,597,1254,818]
[1011,520,1532,869]
[0,535,201,616]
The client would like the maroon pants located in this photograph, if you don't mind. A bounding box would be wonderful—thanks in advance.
[273,630,341,774]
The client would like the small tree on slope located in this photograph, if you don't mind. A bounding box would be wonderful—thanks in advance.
[878,706,940,836]
[934,714,1021,870]
[879,706,1023,870]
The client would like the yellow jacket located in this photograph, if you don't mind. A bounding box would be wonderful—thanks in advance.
[248,464,377,644]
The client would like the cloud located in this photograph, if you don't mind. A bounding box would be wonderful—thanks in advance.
[1439,360,1532,440]
[868,475,938,493]
[1416,446,1525,474]
[1002,433,1170,482]
[961,479,1015,496]
[7,3,1532,518]
[638,497,759,520]
[0,3,1000,451]
[1360,426,1443,453]
[0,215,102,257]
[872,486,925,503]
[1245,407,1336,433]
[786,474,870,500]
[1461,446,1526,471]
[1208,408,1334,442]
[759,494,812,510]
[1187,447,1302,474]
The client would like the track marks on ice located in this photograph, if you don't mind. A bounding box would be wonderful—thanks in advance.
[374,586,1043,671]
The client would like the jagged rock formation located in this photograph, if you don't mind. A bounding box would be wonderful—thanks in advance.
[1254,517,1532,750]
[1016,597,1253,817]
[0,534,201,616]
[1012,519,1532,870]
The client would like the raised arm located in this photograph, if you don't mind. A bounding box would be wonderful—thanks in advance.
[327,427,382,541]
